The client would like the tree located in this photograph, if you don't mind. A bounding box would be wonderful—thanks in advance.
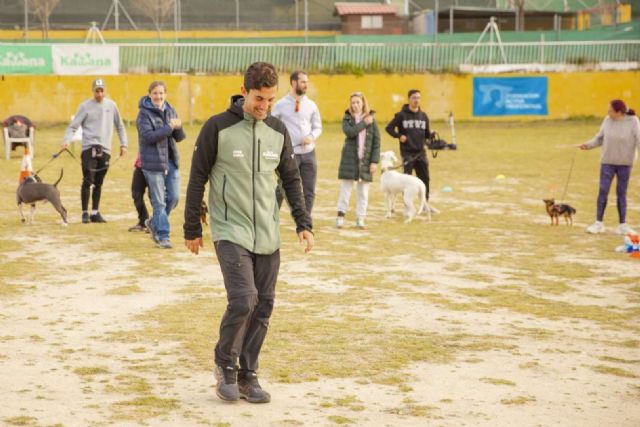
[508,0,526,31]
[28,0,61,40]
[132,0,176,38]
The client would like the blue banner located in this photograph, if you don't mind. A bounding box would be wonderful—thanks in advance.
[473,77,548,116]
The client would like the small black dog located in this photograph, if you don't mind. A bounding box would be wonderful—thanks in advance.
[543,199,576,226]
[16,169,67,225]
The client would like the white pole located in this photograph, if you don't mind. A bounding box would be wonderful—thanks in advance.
[24,0,28,40]
[295,0,299,31]
[115,0,119,30]
[236,0,240,29]
[304,0,308,43]
[434,0,439,43]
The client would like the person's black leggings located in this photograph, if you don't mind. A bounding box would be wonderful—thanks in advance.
[131,166,149,226]
[81,147,110,211]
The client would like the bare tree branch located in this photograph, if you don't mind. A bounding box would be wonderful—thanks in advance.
[28,0,61,39]
[132,0,176,38]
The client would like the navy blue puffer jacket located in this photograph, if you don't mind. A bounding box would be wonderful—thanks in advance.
[136,96,186,172]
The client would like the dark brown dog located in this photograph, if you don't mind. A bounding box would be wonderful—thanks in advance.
[543,199,576,226]
[200,200,209,225]
[17,169,67,225]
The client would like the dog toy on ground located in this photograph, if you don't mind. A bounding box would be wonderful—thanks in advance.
[615,233,640,259]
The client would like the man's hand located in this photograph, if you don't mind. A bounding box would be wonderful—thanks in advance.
[298,230,314,253]
[579,144,588,150]
[120,146,128,156]
[399,135,407,143]
[170,118,182,129]
[62,142,69,150]
[184,237,204,255]
[302,136,313,146]
[369,163,378,175]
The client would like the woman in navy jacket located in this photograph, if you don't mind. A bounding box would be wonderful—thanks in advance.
[136,81,186,249]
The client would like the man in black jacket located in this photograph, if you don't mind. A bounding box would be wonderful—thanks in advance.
[385,89,431,200]
[183,62,313,404]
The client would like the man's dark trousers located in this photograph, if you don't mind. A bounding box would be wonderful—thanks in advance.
[81,147,110,211]
[403,153,430,201]
[276,150,317,216]
[214,240,280,371]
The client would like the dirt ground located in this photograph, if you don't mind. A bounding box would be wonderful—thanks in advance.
[1,121,639,427]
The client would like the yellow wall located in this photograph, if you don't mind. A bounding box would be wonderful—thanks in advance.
[0,72,638,125]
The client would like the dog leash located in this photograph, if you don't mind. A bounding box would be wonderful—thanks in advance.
[560,149,578,203]
[381,151,427,173]
[42,148,123,173]
[34,148,67,176]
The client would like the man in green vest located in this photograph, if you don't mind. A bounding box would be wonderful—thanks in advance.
[183,62,313,404]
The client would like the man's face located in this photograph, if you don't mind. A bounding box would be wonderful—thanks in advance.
[93,88,105,103]
[241,85,278,120]
[293,73,309,96]
[150,85,166,107]
[409,92,421,109]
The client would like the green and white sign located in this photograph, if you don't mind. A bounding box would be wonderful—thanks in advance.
[0,45,53,74]
[52,45,119,75]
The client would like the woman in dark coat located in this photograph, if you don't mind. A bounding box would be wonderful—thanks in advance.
[335,92,380,229]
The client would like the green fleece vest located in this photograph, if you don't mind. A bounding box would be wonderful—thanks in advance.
[208,113,284,254]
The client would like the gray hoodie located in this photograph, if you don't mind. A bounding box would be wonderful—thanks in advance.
[63,98,128,153]
[584,115,640,166]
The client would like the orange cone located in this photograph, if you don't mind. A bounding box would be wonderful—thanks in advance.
[19,146,33,184]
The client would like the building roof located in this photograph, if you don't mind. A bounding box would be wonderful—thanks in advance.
[334,2,398,16]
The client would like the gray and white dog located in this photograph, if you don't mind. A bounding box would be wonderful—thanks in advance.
[16,169,67,225]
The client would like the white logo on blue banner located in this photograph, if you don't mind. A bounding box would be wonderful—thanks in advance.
[473,77,548,116]
[52,45,119,75]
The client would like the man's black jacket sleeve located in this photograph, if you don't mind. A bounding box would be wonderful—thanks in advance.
[276,128,312,233]
[183,118,218,240]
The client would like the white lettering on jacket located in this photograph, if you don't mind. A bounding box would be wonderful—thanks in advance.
[233,150,244,158]
[262,150,279,161]
[402,120,426,130]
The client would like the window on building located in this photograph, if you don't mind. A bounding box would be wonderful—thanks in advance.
[361,15,383,29]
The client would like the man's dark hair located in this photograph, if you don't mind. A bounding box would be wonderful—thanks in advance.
[408,89,421,99]
[290,70,307,84]
[244,62,279,91]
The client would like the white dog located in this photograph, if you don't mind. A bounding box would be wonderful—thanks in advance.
[379,150,431,223]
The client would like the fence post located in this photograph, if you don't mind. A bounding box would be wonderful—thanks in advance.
[540,33,544,65]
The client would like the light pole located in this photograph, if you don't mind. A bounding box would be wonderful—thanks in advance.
[235,0,240,29]
[24,0,28,41]
[304,0,308,43]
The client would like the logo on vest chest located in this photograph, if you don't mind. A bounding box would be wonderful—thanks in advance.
[262,150,279,161]
[232,150,245,158]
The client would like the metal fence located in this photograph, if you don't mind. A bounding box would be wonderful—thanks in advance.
[119,41,640,73]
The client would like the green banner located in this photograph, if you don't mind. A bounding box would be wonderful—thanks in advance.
[0,45,53,74]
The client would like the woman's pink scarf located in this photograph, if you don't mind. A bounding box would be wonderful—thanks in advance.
[355,113,366,160]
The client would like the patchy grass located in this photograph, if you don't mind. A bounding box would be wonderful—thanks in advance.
[105,285,143,296]
[590,365,638,378]
[501,395,537,405]
[73,366,110,377]
[3,416,39,426]
[480,377,516,386]
[110,396,180,421]
[327,415,356,425]
[2,121,640,425]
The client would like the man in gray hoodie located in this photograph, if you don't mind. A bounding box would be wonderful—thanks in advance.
[63,78,128,223]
